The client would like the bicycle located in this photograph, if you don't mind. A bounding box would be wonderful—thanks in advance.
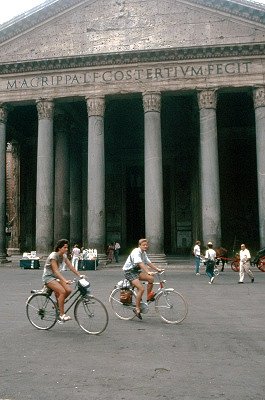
[26,277,108,335]
[109,271,188,324]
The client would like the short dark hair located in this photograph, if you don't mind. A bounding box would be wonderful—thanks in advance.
[54,239,69,252]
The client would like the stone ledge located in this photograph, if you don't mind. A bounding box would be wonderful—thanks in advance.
[1,44,265,75]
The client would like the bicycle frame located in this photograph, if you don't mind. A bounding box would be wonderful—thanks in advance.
[42,282,87,314]
[109,270,188,324]
[120,272,171,310]
[63,287,84,314]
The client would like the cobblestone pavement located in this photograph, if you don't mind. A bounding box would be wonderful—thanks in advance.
[1,261,264,400]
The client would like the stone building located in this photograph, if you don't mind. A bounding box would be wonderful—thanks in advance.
[0,0,265,261]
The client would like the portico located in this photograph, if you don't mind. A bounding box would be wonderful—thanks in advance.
[0,0,265,259]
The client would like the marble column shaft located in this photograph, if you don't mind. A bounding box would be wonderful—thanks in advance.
[54,110,70,242]
[198,90,221,246]
[86,97,105,254]
[36,99,54,254]
[253,87,265,248]
[0,106,8,261]
[143,92,164,255]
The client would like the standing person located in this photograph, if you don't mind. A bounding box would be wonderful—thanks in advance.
[193,240,201,275]
[42,239,82,322]
[205,242,216,284]
[114,241,121,263]
[71,244,81,271]
[122,238,163,320]
[106,242,115,264]
[238,243,254,284]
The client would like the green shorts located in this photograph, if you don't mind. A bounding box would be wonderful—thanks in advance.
[124,267,141,282]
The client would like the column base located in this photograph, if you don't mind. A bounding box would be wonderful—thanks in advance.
[97,253,108,267]
[7,247,20,256]
[147,253,167,266]
[0,254,11,264]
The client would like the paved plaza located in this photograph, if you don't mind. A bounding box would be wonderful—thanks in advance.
[0,260,265,400]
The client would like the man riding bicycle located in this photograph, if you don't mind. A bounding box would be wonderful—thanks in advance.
[122,238,163,320]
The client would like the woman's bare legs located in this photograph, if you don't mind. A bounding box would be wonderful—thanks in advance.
[46,280,72,317]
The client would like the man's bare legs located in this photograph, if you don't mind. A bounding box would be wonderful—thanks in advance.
[131,272,155,317]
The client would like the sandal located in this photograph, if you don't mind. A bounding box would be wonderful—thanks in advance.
[133,309,142,320]
[58,314,72,322]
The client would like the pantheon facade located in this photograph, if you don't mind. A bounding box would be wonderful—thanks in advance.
[0,0,265,261]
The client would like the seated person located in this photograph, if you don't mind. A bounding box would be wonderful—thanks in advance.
[122,238,163,320]
[42,238,82,322]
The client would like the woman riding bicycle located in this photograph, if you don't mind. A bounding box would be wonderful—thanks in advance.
[122,238,163,320]
[42,238,82,322]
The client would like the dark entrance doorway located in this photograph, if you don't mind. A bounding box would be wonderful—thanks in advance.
[217,91,259,251]
[126,165,145,248]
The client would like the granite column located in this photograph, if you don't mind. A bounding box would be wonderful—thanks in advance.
[253,87,265,248]
[36,99,54,255]
[198,90,221,247]
[86,97,106,256]
[0,106,8,262]
[143,92,165,262]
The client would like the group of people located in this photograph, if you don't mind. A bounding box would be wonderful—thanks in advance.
[193,240,254,284]
[42,238,161,322]
[41,236,255,324]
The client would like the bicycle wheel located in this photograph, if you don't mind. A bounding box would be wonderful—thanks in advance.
[257,256,265,272]
[74,295,108,335]
[109,287,136,320]
[155,289,188,324]
[26,293,58,330]
[231,261,239,272]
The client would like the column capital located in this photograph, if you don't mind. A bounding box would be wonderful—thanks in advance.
[142,92,161,113]
[198,90,217,110]
[253,87,265,109]
[86,97,105,117]
[36,99,54,120]
[0,105,8,124]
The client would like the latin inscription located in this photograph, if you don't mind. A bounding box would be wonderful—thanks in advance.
[4,61,252,90]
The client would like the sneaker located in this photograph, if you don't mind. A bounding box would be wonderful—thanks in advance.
[196,273,200,276]
[210,276,215,283]
[58,314,71,322]
[208,281,212,284]
[251,278,254,283]
[238,281,244,284]
[147,291,155,301]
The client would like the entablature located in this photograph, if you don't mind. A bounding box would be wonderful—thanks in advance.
[0,43,265,75]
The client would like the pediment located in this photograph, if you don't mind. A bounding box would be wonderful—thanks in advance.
[1,0,265,64]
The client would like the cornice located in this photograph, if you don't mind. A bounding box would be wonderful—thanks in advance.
[190,0,265,24]
[0,0,265,45]
[0,0,84,44]
[0,43,264,75]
